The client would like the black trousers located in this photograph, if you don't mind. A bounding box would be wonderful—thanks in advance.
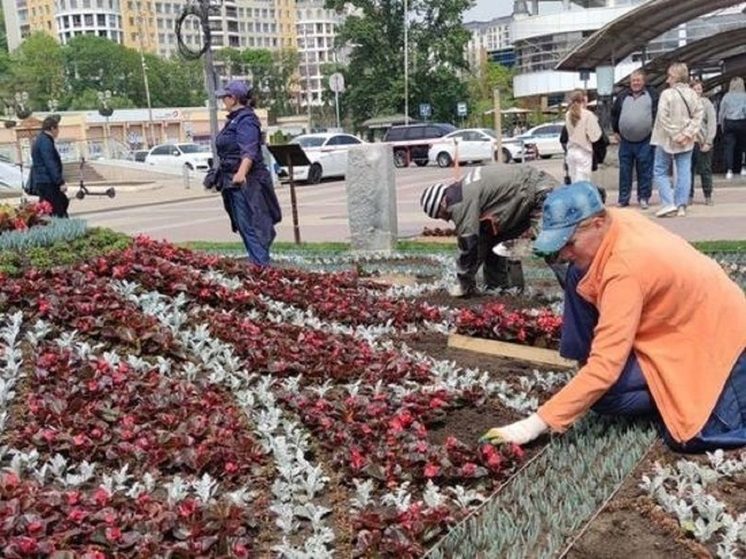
[36,183,69,218]
[723,118,746,173]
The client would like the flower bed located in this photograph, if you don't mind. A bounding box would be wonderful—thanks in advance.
[455,302,563,349]
[0,237,557,557]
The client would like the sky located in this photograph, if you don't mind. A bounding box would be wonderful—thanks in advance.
[463,0,513,22]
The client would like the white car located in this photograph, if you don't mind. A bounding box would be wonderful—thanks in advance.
[503,123,564,162]
[283,133,365,184]
[0,159,27,192]
[428,128,497,167]
[145,143,211,171]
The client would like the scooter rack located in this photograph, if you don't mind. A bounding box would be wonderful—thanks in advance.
[74,157,117,200]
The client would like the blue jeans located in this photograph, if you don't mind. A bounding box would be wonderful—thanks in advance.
[618,138,653,205]
[654,147,693,208]
[561,265,746,451]
[221,178,276,266]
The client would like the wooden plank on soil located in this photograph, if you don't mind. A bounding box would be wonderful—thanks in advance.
[367,274,417,287]
[410,236,457,245]
[448,333,576,369]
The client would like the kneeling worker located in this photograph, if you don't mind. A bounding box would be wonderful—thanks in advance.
[483,182,746,452]
[420,165,556,297]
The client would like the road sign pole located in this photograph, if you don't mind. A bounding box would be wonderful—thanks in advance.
[335,90,341,130]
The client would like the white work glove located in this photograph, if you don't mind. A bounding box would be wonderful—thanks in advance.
[481,413,549,445]
[448,283,465,297]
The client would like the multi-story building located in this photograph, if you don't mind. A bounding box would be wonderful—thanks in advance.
[464,15,514,71]
[295,0,350,107]
[510,0,745,105]
[2,0,305,56]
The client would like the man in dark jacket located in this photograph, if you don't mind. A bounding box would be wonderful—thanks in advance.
[30,116,68,217]
[611,70,658,209]
[420,165,556,297]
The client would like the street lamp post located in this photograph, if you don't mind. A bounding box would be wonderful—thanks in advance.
[403,0,409,126]
[98,90,114,158]
[302,23,313,133]
[135,2,156,147]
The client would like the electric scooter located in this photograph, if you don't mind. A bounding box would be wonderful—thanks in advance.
[74,157,116,200]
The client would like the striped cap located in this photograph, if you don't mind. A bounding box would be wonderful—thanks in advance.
[420,182,448,219]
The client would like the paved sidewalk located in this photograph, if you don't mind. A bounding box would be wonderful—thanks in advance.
[6,159,746,244]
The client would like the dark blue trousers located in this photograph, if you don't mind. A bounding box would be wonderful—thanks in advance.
[617,138,654,206]
[561,265,746,451]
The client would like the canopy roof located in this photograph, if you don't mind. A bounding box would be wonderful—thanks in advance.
[556,0,745,71]
[617,27,746,90]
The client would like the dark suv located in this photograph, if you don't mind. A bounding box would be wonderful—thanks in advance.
[383,123,457,168]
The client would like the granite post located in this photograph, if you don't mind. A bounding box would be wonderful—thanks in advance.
[345,144,398,252]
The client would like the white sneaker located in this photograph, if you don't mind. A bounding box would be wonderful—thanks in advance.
[742,168,746,176]
[655,205,677,218]
[676,206,686,217]
[726,170,733,180]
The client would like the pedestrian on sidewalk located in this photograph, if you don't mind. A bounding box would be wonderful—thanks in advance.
[482,182,746,452]
[611,69,658,209]
[718,77,746,180]
[564,89,603,183]
[650,62,702,218]
[29,116,68,218]
[208,80,282,266]
[689,79,717,206]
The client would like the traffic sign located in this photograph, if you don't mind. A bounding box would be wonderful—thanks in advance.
[457,102,467,117]
[329,73,345,93]
[419,103,431,119]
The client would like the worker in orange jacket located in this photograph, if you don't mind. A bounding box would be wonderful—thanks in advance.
[483,181,746,452]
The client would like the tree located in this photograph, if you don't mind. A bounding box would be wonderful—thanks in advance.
[324,0,474,126]
[466,59,515,127]
[0,3,8,52]
[9,32,65,111]
[62,35,141,107]
[215,47,244,80]
[242,48,299,118]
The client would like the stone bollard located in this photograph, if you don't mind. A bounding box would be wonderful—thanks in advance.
[345,143,398,253]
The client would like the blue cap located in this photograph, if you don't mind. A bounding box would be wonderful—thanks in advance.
[533,181,605,255]
[216,80,251,98]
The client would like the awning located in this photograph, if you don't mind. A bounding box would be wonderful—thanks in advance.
[556,0,745,71]
[616,27,746,90]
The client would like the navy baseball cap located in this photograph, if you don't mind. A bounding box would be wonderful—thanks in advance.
[533,181,605,255]
[216,80,251,98]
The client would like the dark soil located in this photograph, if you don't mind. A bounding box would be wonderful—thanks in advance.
[426,399,522,448]
[399,331,561,406]
[415,289,560,311]
[566,442,746,559]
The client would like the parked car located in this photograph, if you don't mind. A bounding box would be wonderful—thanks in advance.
[282,132,365,184]
[503,123,564,162]
[131,149,149,163]
[144,143,211,171]
[428,128,498,167]
[383,123,457,168]
[0,159,27,192]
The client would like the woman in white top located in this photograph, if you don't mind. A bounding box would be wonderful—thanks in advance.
[564,89,602,183]
[650,62,703,218]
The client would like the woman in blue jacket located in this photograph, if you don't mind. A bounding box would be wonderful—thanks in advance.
[213,80,281,265]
